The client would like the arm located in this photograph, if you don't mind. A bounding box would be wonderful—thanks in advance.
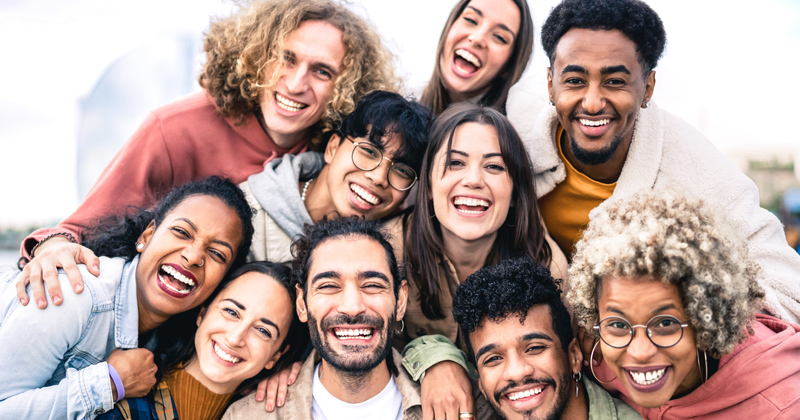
[0,271,113,419]
[16,113,173,308]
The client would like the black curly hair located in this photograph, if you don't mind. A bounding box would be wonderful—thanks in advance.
[82,176,254,271]
[541,0,666,76]
[452,257,573,362]
[291,216,402,298]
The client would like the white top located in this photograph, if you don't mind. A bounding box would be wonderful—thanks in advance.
[311,363,403,420]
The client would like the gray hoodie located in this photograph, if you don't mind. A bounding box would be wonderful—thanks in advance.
[240,152,325,263]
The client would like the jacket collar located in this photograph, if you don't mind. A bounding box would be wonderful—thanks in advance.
[114,255,140,349]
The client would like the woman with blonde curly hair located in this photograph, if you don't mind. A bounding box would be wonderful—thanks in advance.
[18,0,398,311]
[567,192,800,419]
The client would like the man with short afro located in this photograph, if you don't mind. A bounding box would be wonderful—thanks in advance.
[506,0,800,322]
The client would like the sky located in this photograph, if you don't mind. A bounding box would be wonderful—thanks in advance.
[1,0,799,228]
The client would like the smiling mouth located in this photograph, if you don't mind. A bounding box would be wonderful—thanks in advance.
[350,183,381,206]
[213,341,242,364]
[275,92,308,112]
[158,265,195,295]
[454,48,482,74]
[506,384,546,401]
[453,196,491,214]
[579,118,611,127]
[628,367,667,385]
[333,327,375,340]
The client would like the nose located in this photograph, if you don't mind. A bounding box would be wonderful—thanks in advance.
[226,320,248,348]
[582,82,605,115]
[181,241,205,268]
[626,328,659,362]
[468,26,488,49]
[284,64,310,94]
[364,159,391,189]
[460,163,485,189]
[502,351,535,383]
[338,283,367,317]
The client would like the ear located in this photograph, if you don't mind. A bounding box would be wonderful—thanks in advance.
[196,306,208,328]
[568,337,583,375]
[265,344,288,370]
[547,67,554,103]
[324,133,342,164]
[396,279,409,321]
[296,285,308,323]
[642,70,656,108]
[136,220,157,252]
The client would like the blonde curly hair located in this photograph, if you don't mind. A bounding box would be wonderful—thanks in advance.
[199,0,399,149]
[567,192,765,358]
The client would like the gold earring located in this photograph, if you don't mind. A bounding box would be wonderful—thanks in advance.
[590,341,616,384]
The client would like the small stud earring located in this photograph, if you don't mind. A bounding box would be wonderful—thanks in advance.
[548,100,555,106]
[643,101,650,108]
[136,243,144,251]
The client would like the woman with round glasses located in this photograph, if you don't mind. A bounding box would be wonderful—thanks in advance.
[385,103,568,419]
[242,90,432,263]
[567,192,800,419]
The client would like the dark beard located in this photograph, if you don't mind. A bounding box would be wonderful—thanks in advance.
[488,370,573,420]
[570,132,623,166]
[307,311,395,375]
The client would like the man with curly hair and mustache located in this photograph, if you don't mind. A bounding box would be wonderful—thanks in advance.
[18,0,398,306]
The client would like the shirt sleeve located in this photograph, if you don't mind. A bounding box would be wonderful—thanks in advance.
[0,270,113,419]
[21,112,174,259]
[401,334,475,382]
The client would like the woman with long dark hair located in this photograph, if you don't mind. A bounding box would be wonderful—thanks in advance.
[0,176,253,419]
[419,0,534,115]
[385,103,567,418]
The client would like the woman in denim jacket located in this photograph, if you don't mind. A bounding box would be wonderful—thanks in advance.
[0,176,254,419]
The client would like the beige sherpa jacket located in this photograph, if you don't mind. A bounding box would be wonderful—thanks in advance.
[506,77,800,322]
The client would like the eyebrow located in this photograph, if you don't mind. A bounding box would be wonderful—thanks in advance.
[465,6,516,36]
[561,64,587,75]
[474,332,554,361]
[601,65,631,75]
[359,270,390,283]
[449,150,503,159]
[176,218,234,253]
[311,270,340,285]
[222,298,282,338]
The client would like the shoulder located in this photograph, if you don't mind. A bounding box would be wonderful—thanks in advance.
[150,92,218,121]
[381,215,406,263]
[583,377,640,419]
[223,393,282,420]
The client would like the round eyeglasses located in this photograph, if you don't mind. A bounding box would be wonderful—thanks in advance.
[347,138,417,191]
[593,315,689,349]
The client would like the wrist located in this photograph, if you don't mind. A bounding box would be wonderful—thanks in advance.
[107,363,125,402]
[30,232,77,259]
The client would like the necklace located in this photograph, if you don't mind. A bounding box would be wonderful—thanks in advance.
[301,179,314,202]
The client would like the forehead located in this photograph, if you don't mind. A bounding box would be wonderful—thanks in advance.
[309,236,392,280]
[216,272,293,320]
[470,304,560,351]
[463,0,521,35]
[162,195,242,238]
[443,122,502,156]
[598,276,684,318]
[553,28,642,74]
[284,19,346,72]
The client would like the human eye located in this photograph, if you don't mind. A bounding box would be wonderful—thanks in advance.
[363,282,388,293]
[493,33,510,45]
[316,283,340,293]
[223,307,239,318]
[602,318,630,336]
[314,67,333,80]
[170,227,190,238]
[256,326,274,339]
[481,355,501,366]
[606,78,626,86]
[447,157,465,168]
[209,248,228,264]
[486,162,506,173]
[392,165,415,180]
[283,52,295,66]
[358,144,381,158]
[525,345,546,355]
[462,16,477,25]
[565,77,584,85]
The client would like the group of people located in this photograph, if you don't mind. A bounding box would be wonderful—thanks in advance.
[2,0,799,419]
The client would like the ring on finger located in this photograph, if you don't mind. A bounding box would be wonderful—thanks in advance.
[459,413,474,420]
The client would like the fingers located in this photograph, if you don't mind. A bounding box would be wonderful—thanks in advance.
[264,375,279,412]
[29,262,49,309]
[75,247,99,289]
[255,377,268,402]
[288,360,302,386]
[422,402,433,420]
[276,368,290,407]
[15,266,32,306]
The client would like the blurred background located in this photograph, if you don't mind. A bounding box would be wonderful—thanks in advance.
[2,0,799,266]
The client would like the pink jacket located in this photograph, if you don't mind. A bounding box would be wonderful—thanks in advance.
[596,314,800,419]
[22,93,307,259]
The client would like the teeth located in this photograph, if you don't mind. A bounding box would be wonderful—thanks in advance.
[629,368,666,385]
[334,328,373,339]
[350,184,380,205]
[507,386,544,401]
[453,197,490,207]
[579,118,610,127]
[160,265,195,287]
[455,49,481,68]
[275,93,306,112]
[214,343,241,363]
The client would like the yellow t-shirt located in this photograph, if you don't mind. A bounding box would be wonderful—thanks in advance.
[539,127,616,258]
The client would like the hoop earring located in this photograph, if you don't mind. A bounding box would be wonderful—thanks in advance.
[590,341,616,384]
[395,319,405,334]
[696,349,708,383]
[573,371,582,397]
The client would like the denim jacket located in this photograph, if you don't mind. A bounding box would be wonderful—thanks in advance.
[0,256,140,419]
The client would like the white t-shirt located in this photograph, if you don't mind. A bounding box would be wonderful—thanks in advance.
[311,363,403,420]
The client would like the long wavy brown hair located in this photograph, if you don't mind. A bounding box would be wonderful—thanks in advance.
[404,103,552,319]
[199,0,399,149]
[420,0,533,116]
